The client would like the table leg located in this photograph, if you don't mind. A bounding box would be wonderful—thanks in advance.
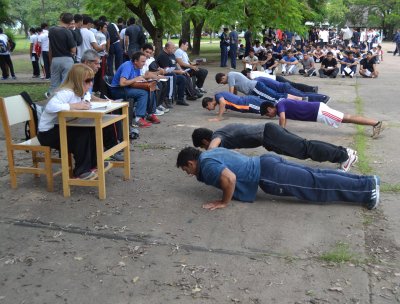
[95,118,106,199]
[122,105,131,180]
[59,116,71,197]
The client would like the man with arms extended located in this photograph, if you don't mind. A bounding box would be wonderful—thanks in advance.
[177,147,380,210]
[191,123,358,172]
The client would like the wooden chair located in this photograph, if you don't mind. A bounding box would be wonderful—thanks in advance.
[0,95,65,192]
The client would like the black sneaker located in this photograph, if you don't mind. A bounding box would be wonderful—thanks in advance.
[312,86,319,93]
[186,96,197,101]
[176,99,189,106]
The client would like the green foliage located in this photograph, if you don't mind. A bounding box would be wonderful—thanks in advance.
[325,0,350,26]
[0,0,12,25]
[319,242,359,263]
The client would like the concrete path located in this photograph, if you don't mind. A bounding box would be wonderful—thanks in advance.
[0,43,399,304]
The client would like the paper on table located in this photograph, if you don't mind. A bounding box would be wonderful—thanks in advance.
[90,101,112,109]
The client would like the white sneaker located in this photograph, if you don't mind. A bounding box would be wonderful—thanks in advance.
[339,148,358,172]
[157,105,169,113]
[155,108,164,116]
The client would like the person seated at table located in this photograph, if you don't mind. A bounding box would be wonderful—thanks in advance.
[110,51,162,128]
[37,64,119,180]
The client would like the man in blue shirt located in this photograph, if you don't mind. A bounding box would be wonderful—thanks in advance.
[110,51,159,128]
[229,27,239,69]
[279,50,299,75]
[176,147,380,211]
[340,52,358,78]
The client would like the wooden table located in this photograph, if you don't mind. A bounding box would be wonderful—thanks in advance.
[58,102,130,199]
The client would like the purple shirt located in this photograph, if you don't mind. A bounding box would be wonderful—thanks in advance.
[276,99,320,121]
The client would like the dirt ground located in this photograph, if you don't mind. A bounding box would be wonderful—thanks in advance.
[0,42,399,304]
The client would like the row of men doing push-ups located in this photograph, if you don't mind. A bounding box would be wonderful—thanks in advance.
[202,71,385,138]
[174,70,385,211]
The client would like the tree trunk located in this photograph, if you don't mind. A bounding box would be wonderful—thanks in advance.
[191,18,205,55]
[152,29,164,57]
[181,13,192,50]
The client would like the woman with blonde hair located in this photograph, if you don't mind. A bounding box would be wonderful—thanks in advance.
[38,64,115,180]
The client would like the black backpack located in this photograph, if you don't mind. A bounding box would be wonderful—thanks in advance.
[21,91,43,140]
[108,23,120,44]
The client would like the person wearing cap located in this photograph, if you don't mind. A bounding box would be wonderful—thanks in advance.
[359,51,379,78]
[259,99,385,138]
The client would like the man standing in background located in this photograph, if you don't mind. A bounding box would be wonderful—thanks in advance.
[229,26,238,70]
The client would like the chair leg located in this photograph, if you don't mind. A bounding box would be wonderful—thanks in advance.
[68,153,73,178]
[8,149,17,189]
[32,151,40,177]
[44,149,54,192]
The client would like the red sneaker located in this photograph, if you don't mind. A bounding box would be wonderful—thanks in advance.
[147,114,160,124]
[138,117,152,128]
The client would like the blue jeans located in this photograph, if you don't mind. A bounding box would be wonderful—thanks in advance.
[107,42,123,76]
[340,64,357,75]
[230,44,237,69]
[255,77,327,103]
[220,45,228,67]
[251,82,284,103]
[110,87,148,118]
[258,154,376,205]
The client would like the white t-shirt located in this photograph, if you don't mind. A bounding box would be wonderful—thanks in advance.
[39,89,81,132]
[38,31,49,52]
[0,33,9,55]
[174,48,190,65]
[141,57,155,74]
[77,28,97,61]
[319,30,329,43]
[95,31,107,56]
[29,34,38,53]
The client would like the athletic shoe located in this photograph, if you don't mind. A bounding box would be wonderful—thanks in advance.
[186,95,198,101]
[197,87,207,94]
[12,76,17,80]
[110,151,124,161]
[366,175,380,210]
[147,114,160,124]
[372,121,385,139]
[44,92,50,99]
[157,105,169,113]
[163,99,173,108]
[75,171,98,180]
[342,75,346,78]
[0,77,8,80]
[176,99,189,106]
[138,117,152,128]
[312,86,319,93]
[339,148,358,172]
[154,108,164,116]
[322,96,331,104]
[91,161,112,173]
[32,75,40,78]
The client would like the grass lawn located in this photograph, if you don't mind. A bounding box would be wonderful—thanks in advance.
[0,83,48,101]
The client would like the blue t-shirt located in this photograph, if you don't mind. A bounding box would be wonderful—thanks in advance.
[341,57,357,64]
[215,92,263,114]
[282,56,297,63]
[111,61,142,86]
[276,99,320,121]
[197,148,261,202]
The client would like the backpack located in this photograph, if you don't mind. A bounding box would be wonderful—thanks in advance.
[0,39,7,53]
[9,39,16,52]
[20,91,43,141]
[108,23,120,44]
